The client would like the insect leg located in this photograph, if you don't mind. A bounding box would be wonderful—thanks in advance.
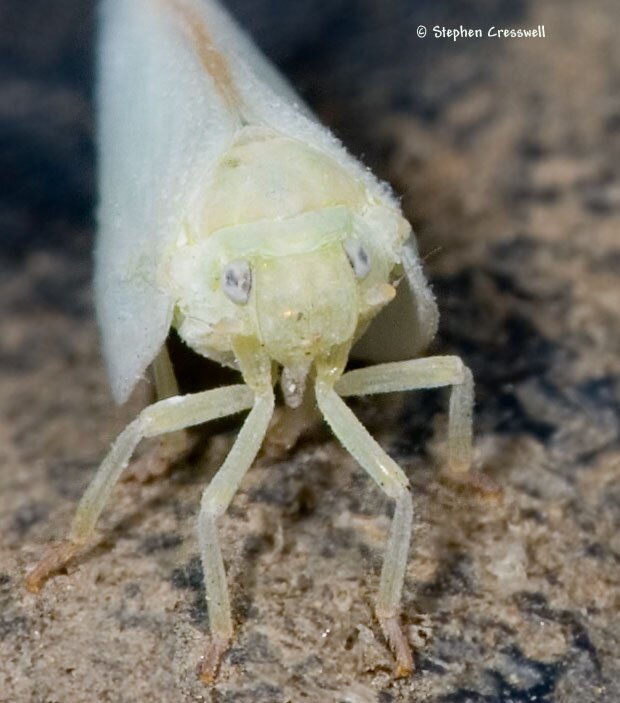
[335,355,473,474]
[315,379,414,677]
[123,343,192,482]
[197,388,274,683]
[197,336,275,683]
[24,384,254,593]
[151,342,180,400]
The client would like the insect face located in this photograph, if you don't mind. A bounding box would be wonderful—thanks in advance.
[253,242,358,371]
[164,131,405,398]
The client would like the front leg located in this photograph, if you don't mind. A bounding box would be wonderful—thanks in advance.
[315,378,414,677]
[197,389,274,683]
[197,335,275,683]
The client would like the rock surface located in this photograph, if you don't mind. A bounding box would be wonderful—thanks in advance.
[1,0,619,701]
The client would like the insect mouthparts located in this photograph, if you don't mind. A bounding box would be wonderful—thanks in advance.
[280,364,310,408]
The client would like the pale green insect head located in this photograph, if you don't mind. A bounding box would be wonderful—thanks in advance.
[166,204,401,405]
[164,132,406,405]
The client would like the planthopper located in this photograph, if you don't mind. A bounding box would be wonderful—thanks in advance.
[25,0,479,683]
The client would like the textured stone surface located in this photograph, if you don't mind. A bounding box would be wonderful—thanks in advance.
[1,0,619,701]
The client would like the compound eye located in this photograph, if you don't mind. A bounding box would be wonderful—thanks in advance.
[343,238,371,279]
[222,259,252,305]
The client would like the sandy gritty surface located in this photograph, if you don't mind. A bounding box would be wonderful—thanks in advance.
[1,0,619,701]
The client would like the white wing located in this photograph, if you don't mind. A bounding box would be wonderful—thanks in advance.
[96,0,236,402]
[96,0,400,403]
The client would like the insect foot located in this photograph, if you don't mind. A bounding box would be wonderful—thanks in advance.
[198,634,231,685]
[24,539,81,593]
[442,468,503,502]
[377,610,414,677]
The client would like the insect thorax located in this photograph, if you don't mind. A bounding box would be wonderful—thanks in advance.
[160,128,409,385]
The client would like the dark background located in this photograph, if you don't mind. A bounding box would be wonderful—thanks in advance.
[0,0,524,260]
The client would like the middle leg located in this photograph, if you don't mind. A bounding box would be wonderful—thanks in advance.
[25,384,255,593]
[123,343,194,482]
[335,355,474,474]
